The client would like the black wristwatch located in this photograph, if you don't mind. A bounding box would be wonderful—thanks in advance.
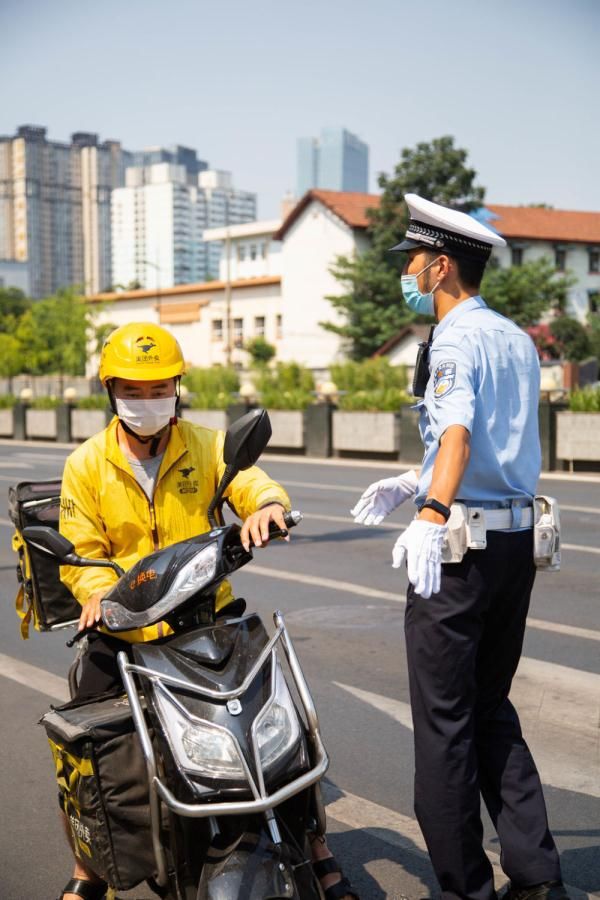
[419,498,452,522]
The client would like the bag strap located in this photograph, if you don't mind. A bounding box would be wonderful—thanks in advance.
[12,531,34,639]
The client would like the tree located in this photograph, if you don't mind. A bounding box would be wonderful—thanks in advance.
[323,136,486,359]
[481,258,573,328]
[587,313,600,361]
[549,316,591,362]
[245,336,276,366]
[15,288,89,376]
[0,286,31,334]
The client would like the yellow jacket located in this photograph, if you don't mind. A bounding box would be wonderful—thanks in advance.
[59,417,290,643]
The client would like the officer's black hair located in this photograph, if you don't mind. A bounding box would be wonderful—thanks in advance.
[424,249,486,292]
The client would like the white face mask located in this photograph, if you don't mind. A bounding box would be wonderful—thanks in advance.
[115,397,176,437]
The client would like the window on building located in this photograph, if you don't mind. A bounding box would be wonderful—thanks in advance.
[250,244,257,261]
[589,291,600,314]
[237,244,246,262]
[554,247,566,271]
[511,246,523,266]
[233,318,244,346]
[276,314,283,339]
[254,316,265,337]
[261,241,267,259]
[212,319,223,341]
[589,248,600,274]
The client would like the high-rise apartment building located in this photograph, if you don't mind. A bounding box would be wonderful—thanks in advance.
[197,170,257,279]
[296,127,369,196]
[111,165,256,289]
[0,126,129,297]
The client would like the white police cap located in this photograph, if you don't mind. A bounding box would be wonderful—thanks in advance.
[390,193,506,261]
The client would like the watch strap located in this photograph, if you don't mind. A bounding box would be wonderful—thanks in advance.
[420,498,451,521]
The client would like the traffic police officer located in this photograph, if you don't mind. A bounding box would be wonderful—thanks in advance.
[351,195,567,900]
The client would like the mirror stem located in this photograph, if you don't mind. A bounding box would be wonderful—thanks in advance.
[207,464,238,528]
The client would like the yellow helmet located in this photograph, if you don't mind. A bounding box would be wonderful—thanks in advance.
[99,322,185,384]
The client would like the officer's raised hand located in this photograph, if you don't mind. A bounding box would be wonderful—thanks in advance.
[351,469,418,525]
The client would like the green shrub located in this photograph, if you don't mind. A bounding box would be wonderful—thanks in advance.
[569,387,600,412]
[0,394,17,408]
[30,396,62,409]
[331,358,408,393]
[253,362,315,410]
[76,395,109,409]
[330,359,410,410]
[183,366,240,409]
[338,388,412,411]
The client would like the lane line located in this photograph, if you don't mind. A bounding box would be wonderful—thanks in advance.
[0,652,596,899]
[305,511,600,555]
[324,787,597,900]
[562,542,600,555]
[244,565,600,642]
[0,652,70,702]
[0,461,32,469]
[288,480,600,519]
[335,662,600,800]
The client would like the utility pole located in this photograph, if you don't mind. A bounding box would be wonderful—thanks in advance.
[142,258,162,320]
[224,194,232,367]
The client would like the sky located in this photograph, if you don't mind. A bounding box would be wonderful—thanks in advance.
[1,0,598,219]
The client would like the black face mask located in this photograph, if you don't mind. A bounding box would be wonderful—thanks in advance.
[412,326,435,398]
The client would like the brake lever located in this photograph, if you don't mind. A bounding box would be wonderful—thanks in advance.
[66,625,98,648]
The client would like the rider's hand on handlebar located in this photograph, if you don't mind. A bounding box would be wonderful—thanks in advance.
[240,503,290,552]
[78,591,105,631]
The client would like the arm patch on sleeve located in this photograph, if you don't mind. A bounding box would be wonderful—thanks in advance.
[433,361,457,399]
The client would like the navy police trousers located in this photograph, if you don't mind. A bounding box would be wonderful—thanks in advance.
[404,529,562,900]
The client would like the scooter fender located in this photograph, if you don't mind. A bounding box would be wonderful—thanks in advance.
[195,830,319,900]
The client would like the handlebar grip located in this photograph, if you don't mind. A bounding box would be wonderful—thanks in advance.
[283,510,303,529]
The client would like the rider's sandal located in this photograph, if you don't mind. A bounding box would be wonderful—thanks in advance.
[312,855,360,900]
[56,876,108,900]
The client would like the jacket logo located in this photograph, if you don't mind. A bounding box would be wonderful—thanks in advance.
[60,498,76,519]
[177,465,199,494]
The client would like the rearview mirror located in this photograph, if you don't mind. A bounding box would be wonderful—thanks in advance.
[22,526,75,561]
[224,409,272,471]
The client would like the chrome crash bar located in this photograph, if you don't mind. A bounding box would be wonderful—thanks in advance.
[117,610,329,888]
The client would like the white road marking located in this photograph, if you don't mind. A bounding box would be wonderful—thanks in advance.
[335,659,600,800]
[0,652,70,702]
[304,512,600,556]
[0,473,38,482]
[0,652,596,898]
[562,542,600,555]
[0,461,32,469]
[307,512,401,530]
[246,565,600,642]
[325,787,597,900]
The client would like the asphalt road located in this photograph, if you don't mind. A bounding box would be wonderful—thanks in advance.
[0,440,598,900]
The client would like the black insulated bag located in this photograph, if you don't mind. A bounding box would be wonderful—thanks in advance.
[9,479,80,637]
[40,692,155,890]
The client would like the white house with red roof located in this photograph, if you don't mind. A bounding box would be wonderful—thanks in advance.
[86,191,600,375]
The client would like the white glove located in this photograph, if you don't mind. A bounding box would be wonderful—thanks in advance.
[351,470,419,525]
[392,519,448,599]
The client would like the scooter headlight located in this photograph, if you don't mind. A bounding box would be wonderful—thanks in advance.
[253,663,301,771]
[153,688,245,779]
[102,543,218,630]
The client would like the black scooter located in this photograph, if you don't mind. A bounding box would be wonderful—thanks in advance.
[24,410,328,900]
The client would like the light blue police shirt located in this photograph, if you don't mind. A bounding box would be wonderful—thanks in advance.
[415,295,541,513]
